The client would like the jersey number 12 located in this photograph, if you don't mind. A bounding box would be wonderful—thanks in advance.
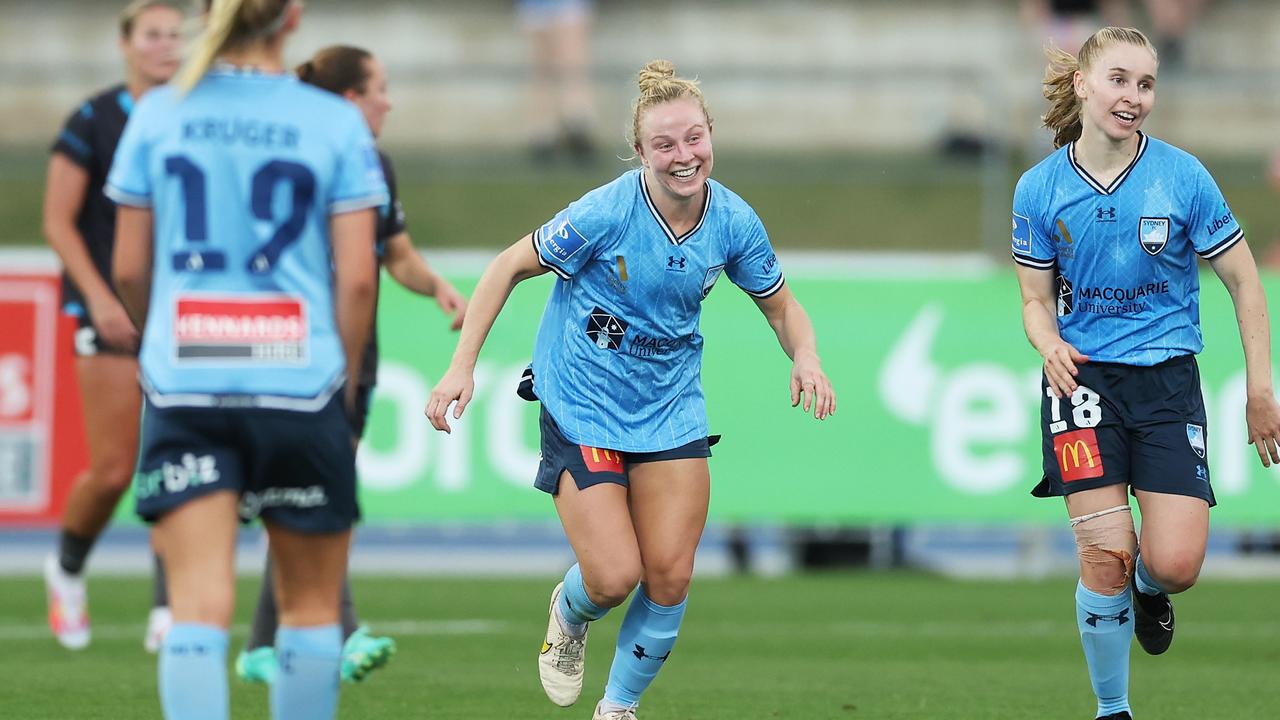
[165,154,316,274]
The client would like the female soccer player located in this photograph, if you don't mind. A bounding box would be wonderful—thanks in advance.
[42,0,183,652]
[427,59,835,720]
[108,1,386,718]
[1011,27,1280,720]
[235,44,469,686]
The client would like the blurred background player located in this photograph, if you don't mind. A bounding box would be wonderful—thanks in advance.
[427,59,835,720]
[41,0,184,653]
[517,0,598,165]
[106,0,386,717]
[1011,26,1280,720]
[234,43,470,686]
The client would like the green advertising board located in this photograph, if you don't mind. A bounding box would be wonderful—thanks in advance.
[358,255,1280,525]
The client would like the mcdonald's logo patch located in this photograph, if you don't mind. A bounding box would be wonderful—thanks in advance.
[580,445,624,473]
[1054,429,1104,482]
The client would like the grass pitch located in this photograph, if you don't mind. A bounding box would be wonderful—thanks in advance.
[1,573,1277,719]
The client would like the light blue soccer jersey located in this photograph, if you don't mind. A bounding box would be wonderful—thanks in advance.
[106,67,387,408]
[531,169,783,452]
[1011,133,1242,366]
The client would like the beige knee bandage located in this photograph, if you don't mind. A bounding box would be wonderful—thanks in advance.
[1071,505,1137,595]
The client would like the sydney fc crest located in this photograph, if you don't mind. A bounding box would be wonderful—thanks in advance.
[1186,423,1205,459]
[1139,217,1169,256]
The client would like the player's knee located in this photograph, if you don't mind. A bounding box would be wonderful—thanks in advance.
[182,586,235,628]
[90,453,137,497]
[588,565,642,608]
[1143,553,1200,593]
[641,562,694,606]
[1072,505,1137,595]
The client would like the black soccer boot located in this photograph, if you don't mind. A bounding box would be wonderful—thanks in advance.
[1130,574,1175,655]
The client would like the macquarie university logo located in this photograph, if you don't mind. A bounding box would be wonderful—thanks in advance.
[1056,273,1073,316]
[1054,428,1104,482]
[585,307,628,350]
[1139,217,1169,256]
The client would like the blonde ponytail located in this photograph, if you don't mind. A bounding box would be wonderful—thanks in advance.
[630,59,712,149]
[175,0,244,93]
[1040,27,1158,148]
[174,0,293,94]
[1041,44,1082,149]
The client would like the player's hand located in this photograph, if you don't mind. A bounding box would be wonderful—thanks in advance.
[89,296,140,353]
[425,365,474,434]
[1245,392,1280,467]
[1041,340,1088,399]
[790,350,835,420]
[435,281,468,332]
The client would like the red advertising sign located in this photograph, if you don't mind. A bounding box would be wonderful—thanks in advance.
[0,274,86,525]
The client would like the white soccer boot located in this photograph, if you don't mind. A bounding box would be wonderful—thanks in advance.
[538,582,587,706]
[144,605,173,653]
[43,553,90,650]
[593,699,639,719]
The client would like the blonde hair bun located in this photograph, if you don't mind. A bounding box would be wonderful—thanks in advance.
[637,59,677,96]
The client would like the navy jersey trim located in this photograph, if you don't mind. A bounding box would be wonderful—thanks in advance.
[1067,132,1148,195]
[55,129,92,162]
[1197,227,1243,260]
[639,172,711,246]
[532,228,572,280]
[1012,252,1055,270]
[743,275,786,299]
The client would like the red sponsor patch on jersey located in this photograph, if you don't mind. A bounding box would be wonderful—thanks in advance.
[174,294,307,363]
[1054,428,1105,482]
[580,445,624,473]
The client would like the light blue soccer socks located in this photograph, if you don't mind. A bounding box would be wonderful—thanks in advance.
[159,623,229,720]
[271,624,342,720]
[558,563,609,630]
[1076,581,1134,718]
[604,588,687,708]
[1134,554,1166,597]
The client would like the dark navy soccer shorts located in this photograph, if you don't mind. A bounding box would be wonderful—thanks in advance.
[134,392,360,531]
[1033,354,1215,506]
[533,406,715,495]
[64,302,137,358]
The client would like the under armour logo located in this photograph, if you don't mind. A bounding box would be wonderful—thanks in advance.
[1085,608,1130,627]
[1096,207,1116,221]
[632,644,671,662]
[666,255,687,270]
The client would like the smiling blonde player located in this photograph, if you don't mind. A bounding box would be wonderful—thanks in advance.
[1011,26,1280,720]
[427,59,835,719]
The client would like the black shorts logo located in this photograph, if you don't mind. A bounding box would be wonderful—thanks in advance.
[585,307,628,350]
